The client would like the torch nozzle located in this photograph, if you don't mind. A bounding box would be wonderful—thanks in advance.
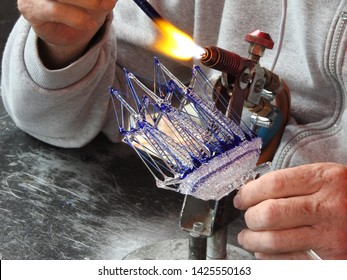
[200,46,243,75]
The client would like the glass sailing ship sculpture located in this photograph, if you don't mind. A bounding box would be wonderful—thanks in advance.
[110,58,262,201]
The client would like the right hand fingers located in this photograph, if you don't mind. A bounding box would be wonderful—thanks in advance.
[57,0,116,11]
[18,0,116,30]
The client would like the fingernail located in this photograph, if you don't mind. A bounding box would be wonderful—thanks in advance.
[233,193,242,209]
[100,0,115,10]
[254,252,261,259]
[237,231,243,245]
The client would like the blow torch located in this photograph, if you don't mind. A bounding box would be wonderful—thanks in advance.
[200,36,291,163]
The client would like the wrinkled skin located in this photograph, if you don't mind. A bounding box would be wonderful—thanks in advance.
[17,0,117,68]
[233,162,347,259]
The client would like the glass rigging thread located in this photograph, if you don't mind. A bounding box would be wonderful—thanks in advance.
[110,58,263,201]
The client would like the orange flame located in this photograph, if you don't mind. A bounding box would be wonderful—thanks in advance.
[154,19,205,61]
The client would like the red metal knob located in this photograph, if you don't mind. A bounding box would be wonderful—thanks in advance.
[245,30,274,49]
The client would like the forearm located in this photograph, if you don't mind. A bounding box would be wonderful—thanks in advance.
[17,0,116,70]
[1,16,117,147]
[36,17,108,70]
[37,39,90,70]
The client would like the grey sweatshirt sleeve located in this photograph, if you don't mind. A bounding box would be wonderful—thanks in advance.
[1,14,118,148]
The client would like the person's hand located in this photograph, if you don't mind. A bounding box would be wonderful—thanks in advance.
[233,162,347,259]
[18,0,117,68]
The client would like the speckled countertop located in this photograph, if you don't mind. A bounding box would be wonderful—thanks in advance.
[0,96,247,260]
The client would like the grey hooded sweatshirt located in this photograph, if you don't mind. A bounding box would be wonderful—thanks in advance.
[1,0,346,170]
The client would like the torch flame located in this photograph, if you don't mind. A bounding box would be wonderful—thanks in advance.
[154,19,205,61]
